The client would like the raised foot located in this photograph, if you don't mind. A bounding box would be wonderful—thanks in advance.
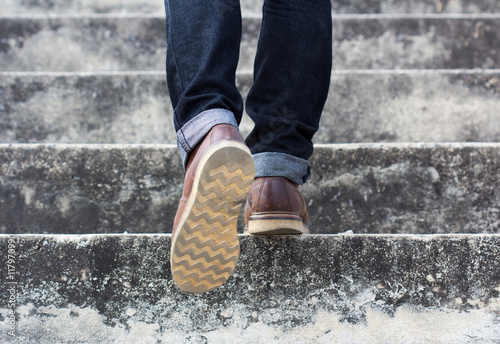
[171,141,255,293]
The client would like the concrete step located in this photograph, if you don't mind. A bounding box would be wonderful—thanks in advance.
[0,143,498,235]
[0,234,499,342]
[1,0,500,15]
[1,71,499,144]
[1,15,500,71]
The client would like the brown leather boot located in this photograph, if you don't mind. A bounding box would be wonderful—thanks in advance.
[244,177,309,235]
[171,124,255,293]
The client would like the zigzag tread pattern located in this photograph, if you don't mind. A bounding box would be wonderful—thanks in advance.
[185,218,237,243]
[174,236,239,264]
[175,272,227,291]
[172,193,241,291]
[172,263,232,283]
[177,232,239,253]
[187,210,239,232]
[201,165,254,197]
[171,146,254,292]
[172,241,239,290]
[209,164,255,181]
[198,179,252,204]
[192,200,241,217]
[172,255,236,275]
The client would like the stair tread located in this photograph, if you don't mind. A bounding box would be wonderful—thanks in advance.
[1,16,500,72]
[2,71,499,144]
[2,0,500,15]
[1,143,498,235]
[0,0,499,339]
[1,233,499,342]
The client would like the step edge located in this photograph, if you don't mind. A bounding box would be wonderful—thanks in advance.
[1,142,499,150]
[1,233,500,239]
[2,12,500,20]
[2,69,500,77]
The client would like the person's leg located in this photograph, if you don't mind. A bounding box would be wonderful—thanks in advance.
[165,0,244,166]
[244,0,332,234]
[165,0,255,293]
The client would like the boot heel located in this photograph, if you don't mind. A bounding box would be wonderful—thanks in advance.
[245,219,309,235]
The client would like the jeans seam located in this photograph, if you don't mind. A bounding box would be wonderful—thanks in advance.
[177,129,191,154]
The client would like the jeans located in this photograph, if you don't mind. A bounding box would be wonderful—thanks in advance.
[165,0,332,184]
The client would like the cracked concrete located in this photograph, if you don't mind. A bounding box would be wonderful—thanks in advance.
[0,143,498,234]
[1,234,500,343]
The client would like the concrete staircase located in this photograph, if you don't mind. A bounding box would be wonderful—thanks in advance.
[1,0,499,343]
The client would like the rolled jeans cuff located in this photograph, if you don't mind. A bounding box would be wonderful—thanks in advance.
[253,152,311,185]
[176,109,238,169]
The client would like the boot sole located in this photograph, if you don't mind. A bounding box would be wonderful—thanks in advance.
[245,219,309,235]
[171,141,255,293]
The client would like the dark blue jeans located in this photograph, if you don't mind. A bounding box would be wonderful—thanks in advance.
[165,0,332,184]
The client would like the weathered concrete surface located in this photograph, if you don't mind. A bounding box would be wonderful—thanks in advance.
[332,16,500,70]
[1,71,499,144]
[1,0,499,15]
[1,16,500,71]
[0,0,166,15]
[0,143,498,234]
[0,16,167,72]
[0,72,176,144]
[304,143,500,234]
[317,71,500,143]
[0,144,183,234]
[0,234,499,343]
